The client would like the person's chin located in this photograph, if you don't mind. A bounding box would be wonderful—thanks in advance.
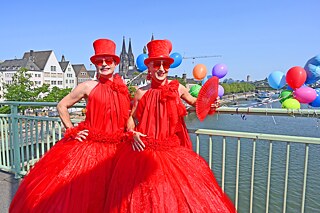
[99,70,113,76]
[155,74,167,81]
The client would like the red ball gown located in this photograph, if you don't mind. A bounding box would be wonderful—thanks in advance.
[105,80,236,213]
[10,75,130,213]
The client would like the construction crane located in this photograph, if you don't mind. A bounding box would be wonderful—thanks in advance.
[183,55,222,64]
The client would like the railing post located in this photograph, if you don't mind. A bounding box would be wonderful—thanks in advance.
[11,104,21,178]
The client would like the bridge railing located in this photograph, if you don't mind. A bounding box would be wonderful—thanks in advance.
[0,102,319,213]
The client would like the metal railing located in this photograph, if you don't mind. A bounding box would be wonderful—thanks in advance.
[0,102,320,212]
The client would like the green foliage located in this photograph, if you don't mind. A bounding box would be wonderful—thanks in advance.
[0,106,11,114]
[128,86,137,98]
[42,87,72,102]
[221,82,256,94]
[132,72,140,76]
[4,68,50,101]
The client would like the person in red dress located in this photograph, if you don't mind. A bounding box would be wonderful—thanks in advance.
[10,38,130,213]
[105,39,236,212]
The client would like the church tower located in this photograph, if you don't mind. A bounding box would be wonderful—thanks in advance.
[119,36,129,77]
[128,38,135,69]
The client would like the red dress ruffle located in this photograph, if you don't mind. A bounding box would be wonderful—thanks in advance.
[10,74,130,213]
[105,80,236,212]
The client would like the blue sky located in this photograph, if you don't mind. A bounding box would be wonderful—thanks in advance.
[1,0,319,81]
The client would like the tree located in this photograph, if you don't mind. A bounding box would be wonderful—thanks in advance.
[4,68,49,101]
[2,68,50,114]
[42,87,72,102]
[128,86,136,99]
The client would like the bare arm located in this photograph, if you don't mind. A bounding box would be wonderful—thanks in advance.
[179,84,197,107]
[179,83,220,110]
[127,87,147,151]
[57,81,97,129]
[126,87,147,131]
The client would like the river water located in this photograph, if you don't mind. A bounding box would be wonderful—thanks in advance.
[185,99,320,213]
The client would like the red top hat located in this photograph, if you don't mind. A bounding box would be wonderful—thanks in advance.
[144,39,174,65]
[90,39,120,65]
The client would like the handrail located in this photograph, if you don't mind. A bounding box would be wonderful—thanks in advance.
[188,106,320,117]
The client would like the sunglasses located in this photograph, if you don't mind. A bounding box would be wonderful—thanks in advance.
[93,58,115,66]
[151,61,171,71]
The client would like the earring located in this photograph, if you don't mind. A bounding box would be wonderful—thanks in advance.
[147,71,151,80]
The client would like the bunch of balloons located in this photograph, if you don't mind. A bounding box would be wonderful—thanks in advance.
[192,63,228,98]
[136,52,183,72]
[267,64,320,109]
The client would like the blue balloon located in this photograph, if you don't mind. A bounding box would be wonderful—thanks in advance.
[170,52,182,68]
[305,54,320,84]
[309,88,320,107]
[201,75,212,85]
[136,54,148,72]
[267,71,286,89]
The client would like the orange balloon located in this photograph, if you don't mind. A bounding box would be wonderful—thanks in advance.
[193,64,207,80]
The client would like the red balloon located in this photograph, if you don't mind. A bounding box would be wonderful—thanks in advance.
[193,64,207,80]
[285,66,307,89]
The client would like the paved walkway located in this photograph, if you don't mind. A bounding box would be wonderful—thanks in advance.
[0,171,19,213]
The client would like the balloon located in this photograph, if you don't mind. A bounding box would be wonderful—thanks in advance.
[286,85,293,91]
[170,52,183,68]
[218,85,224,98]
[189,84,202,98]
[293,86,317,103]
[282,98,301,109]
[212,63,228,79]
[309,88,320,107]
[201,75,212,85]
[279,90,293,104]
[193,64,207,80]
[267,71,286,89]
[136,54,148,72]
[304,54,320,84]
[285,66,307,89]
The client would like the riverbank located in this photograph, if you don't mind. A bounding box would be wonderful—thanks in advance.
[220,92,256,105]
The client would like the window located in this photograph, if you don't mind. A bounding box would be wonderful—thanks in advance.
[51,66,56,71]
[66,80,68,83]
[68,68,71,71]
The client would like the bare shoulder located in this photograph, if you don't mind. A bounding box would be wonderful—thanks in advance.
[138,84,150,93]
[135,84,150,100]
[73,80,98,96]
[178,83,188,96]
[83,80,99,90]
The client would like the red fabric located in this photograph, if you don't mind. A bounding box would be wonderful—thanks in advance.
[10,74,130,213]
[135,80,192,148]
[105,80,236,212]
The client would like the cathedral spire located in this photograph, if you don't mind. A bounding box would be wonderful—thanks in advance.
[128,38,135,67]
[151,33,154,41]
[121,36,127,54]
[128,38,133,54]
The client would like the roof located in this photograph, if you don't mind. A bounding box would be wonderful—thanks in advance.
[0,58,41,71]
[72,64,87,76]
[23,50,52,70]
[59,61,69,72]
[87,70,96,78]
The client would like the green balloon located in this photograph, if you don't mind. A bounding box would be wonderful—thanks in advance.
[189,85,202,98]
[282,98,300,109]
[279,90,293,104]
